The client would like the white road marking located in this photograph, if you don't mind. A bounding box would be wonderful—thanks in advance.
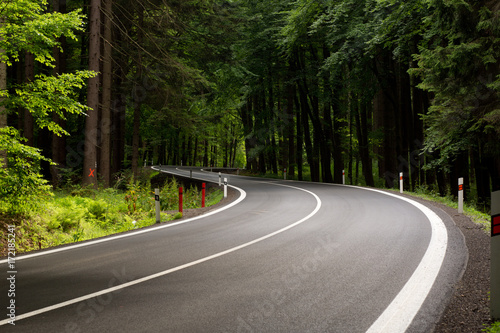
[0,184,246,265]
[356,187,448,333]
[0,182,322,326]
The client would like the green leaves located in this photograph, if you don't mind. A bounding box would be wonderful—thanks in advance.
[0,127,52,216]
[9,71,95,136]
[0,0,85,66]
[413,0,500,168]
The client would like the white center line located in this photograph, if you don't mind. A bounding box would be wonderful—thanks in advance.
[0,182,321,326]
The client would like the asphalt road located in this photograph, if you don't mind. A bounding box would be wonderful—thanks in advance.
[0,166,467,332]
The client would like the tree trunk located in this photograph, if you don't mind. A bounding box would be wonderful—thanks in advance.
[100,0,113,186]
[50,0,67,187]
[131,8,143,179]
[286,83,295,178]
[356,100,374,187]
[373,51,398,188]
[83,0,101,187]
[294,93,303,181]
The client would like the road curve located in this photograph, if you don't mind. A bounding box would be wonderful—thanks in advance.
[0,166,467,332]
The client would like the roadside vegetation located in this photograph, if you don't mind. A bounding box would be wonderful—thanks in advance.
[0,170,223,256]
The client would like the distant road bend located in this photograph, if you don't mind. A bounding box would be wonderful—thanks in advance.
[0,166,467,332]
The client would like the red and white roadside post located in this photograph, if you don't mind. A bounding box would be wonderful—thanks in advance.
[399,172,404,193]
[458,177,464,214]
[342,170,345,185]
[179,187,183,214]
[155,188,161,223]
[491,190,500,320]
[284,168,287,180]
[202,183,206,208]
[224,178,228,198]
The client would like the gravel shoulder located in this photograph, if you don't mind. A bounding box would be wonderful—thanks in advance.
[401,194,492,332]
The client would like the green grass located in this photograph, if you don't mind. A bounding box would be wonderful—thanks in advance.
[483,321,500,333]
[404,186,491,233]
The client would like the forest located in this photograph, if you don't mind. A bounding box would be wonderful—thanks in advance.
[1,0,499,212]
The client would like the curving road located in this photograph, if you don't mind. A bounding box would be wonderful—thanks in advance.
[0,166,467,332]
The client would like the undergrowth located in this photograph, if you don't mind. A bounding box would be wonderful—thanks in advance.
[409,185,491,233]
[483,321,500,333]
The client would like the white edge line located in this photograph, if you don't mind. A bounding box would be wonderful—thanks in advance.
[0,181,321,326]
[0,170,246,264]
[349,186,448,333]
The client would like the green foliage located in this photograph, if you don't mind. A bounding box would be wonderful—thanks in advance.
[0,0,96,218]
[0,127,52,216]
[7,71,95,136]
[483,321,500,333]
[409,0,500,168]
[0,0,85,66]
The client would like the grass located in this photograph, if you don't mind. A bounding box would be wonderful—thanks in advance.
[0,178,223,256]
[484,321,500,333]
[404,186,491,233]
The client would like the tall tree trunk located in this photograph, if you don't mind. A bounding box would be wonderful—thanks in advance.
[286,83,295,178]
[332,82,345,184]
[51,0,67,187]
[193,136,198,166]
[100,0,113,186]
[373,51,398,188]
[294,93,303,181]
[356,100,374,187]
[398,61,412,189]
[83,0,101,187]
[131,8,143,178]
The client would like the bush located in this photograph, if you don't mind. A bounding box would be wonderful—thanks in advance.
[483,322,500,333]
[0,127,52,217]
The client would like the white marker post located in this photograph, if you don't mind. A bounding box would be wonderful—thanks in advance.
[190,169,193,179]
[458,177,464,214]
[342,170,345,185]
[491,190,500,320]
[219,172,222,186]
[155,188,161,224]
[223,178,228,198]
[399,172,404,193]
[284,168,287,180]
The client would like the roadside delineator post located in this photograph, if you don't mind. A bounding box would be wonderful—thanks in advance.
[458,177,464,214]
[237,168,240,175]
[155,188,161,223]
[284,168,287,180]
[224,178,227,198]
[219,172,222,186]
[399,172,404,193]
[491,190,500,320]
[342,170,345,185]
[179,187,183,214]
[190,169,193,179]
[202,183,206,208]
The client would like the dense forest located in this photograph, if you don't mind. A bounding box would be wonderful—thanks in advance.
[1,0,499,210]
